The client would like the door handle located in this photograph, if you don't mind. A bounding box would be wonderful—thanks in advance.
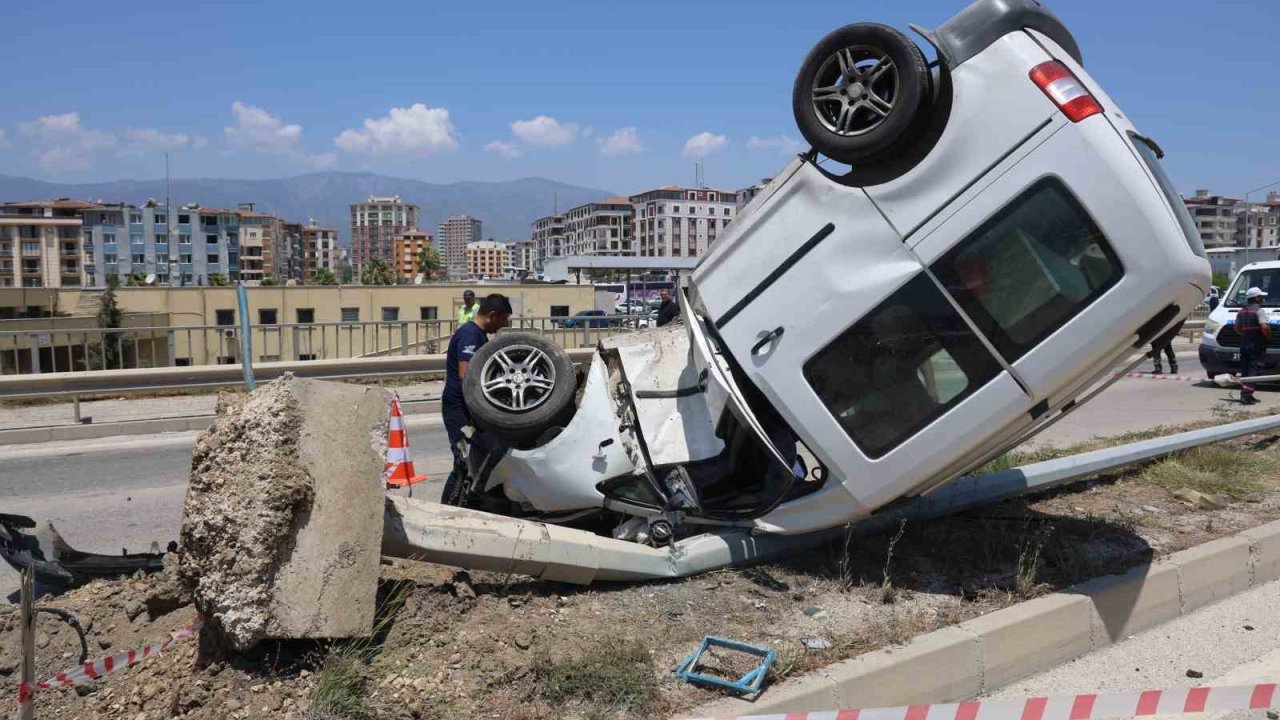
[751,326,785,356]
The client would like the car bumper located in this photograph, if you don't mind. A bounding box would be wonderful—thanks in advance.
[1198,344,1280,376]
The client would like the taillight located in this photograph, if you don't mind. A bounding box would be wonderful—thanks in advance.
[1029,60,1103,123]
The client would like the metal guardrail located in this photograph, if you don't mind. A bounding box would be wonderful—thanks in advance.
[0,314,653,375]
[0,348,598,401]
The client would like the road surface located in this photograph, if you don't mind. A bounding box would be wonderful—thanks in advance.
[0,416,449,598]
[985,578,1280,720]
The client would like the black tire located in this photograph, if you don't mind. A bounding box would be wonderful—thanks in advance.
[462,332,577,447]
[792,23,930,164]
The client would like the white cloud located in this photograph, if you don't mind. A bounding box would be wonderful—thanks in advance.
[17,112,118,172]
[511,115,580,147]
[225,101,333,167]
[335,103,459,157]
[123,128,191,154]
[683,131,728,158]
[484,140,523,158]
[746,135,805,154]
[192,135,210,151]
[598,127,643,156]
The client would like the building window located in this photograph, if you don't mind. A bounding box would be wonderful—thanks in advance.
[179,234,191,245]
[155,214,167,225]
[296,308,315,324]
[341,307,360,322]
[131,254,146,264]
[724,208,731,216]
[156,234,168,244]
[215,309,235,326]
[104,254,118,264]
[207,254,220,264]
[178,214,190,224]
[258,308,278,325]
[381,307,400,322]
[206,234,218,244]
[550,305,569,318]
[130,213,142,224]
[420,306,439,321]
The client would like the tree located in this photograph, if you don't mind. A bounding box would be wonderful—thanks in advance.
[314,267,338,286]
[417,245,443,281]
[125,271,148,287]
[1212,271,1230,291]
[360,256,396,286]
[260,277,279,287]
[208,272,230,286]
[89,275,125,370]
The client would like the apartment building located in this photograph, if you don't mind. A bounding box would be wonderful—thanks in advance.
[301,222,339,281]
[509,240,536,274]
[437,215,481,280]
[0,200,96,288]
[350,196,419,272]
[466,240,508,280]
[78,202,243,287]
[236,203,278,284]
[531,214,565,271]
[394,229,433,282]
[735,179,771,210]
[279,221,304,283]
[1185,190,1244,248]
[562,197,634,256]
[630,185,736,258]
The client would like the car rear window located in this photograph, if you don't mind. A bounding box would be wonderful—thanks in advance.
[1129,132,1205,258]
[931,178,1123,363]
[803,273,1003,459]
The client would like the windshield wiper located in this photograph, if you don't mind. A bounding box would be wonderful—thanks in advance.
[1133,133,1166,159]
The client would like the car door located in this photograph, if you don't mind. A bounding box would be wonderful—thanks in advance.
[704,165,1032,511]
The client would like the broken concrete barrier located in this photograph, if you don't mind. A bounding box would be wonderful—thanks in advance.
[180,374,390,651]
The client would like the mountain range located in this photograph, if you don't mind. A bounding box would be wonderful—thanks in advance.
[0,172,616,244]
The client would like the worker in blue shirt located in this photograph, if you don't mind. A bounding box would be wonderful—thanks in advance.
[441,293,512,504]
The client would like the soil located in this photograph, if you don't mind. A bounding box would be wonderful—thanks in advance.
[5,422,1280,720]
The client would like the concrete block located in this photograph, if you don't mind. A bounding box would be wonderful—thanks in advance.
[1071,562,1181,648]
[181,375,390,651]
[830,626,980,709]
[1169,536,1252,613]
[0,427,53,446]
[1241,520,1280,584]
[960,593,1092,691]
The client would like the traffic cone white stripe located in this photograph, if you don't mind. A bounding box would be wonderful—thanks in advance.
[389,414,405,431]
[385,447,408,463]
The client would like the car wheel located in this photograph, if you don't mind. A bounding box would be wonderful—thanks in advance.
[792,23,930,164]
[462,332,577,447]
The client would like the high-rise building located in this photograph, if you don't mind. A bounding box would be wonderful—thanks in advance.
[630,185,736,258]
[279,221,304,283]
[236,203,278,284]
[0,199,97,288]
[509,240,536,274]
[301,221,338,282]
[530,214,565,272]
[394,229,434,282]
[466,240,508,280]
[350,196,419,272]
[437,215,481,280]
[563,197,634,256]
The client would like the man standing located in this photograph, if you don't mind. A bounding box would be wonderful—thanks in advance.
[441,293,513,503]
[1235,287,1271,405]
[456,289,479,324]
[655,289,680,327]
[1148,320,1184,375]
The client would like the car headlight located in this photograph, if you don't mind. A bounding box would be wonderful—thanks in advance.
[1204,319,1222,335]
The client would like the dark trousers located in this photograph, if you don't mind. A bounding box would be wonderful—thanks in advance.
[1240,342,1263,398]
[440,397,471,505]
[1149,341,1176,367]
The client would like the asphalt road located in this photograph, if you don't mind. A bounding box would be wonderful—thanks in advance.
[986,578,1280,720]
[0,416,449,598]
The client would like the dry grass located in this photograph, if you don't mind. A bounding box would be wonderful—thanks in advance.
[1139,445,1270,499]
[530,639,658,719]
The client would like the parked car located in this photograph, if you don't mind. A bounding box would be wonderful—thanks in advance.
[1202,286,1221,311]
[559,309,611,329]
[451,0,1209,543]
[1198,262,1280,378]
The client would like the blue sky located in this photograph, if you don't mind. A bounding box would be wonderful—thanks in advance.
[1,0,1276,197]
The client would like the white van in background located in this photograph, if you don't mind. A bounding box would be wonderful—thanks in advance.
[1199,261,1280,378]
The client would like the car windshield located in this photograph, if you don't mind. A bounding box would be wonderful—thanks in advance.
[1224,268,1280,308]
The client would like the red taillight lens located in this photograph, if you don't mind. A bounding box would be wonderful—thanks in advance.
[1029,60,1103,123]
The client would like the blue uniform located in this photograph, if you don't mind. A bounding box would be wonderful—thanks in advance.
[441,321,489,503]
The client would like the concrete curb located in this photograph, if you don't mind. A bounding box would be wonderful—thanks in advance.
[0,398,441,446]
[689,518,1280,718]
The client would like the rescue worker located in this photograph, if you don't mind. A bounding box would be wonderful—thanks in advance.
[441,293,513,504]
[655,289,680,327]
[1235,287,1271,405]
[456,290,479,324]
[1148,320,1183,375]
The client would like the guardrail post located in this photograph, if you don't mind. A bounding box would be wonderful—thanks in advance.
[401,323,409,356]
[236,284,256,391]
[27,334,40,374]
[167,329,177,367]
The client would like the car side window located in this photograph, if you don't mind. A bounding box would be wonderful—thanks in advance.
[803,273,1004,459]
[931,178,1123,362]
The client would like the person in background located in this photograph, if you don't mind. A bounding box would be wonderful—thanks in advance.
[441,293,513,503]
[1235,287,1271,405]
[1148,320,1183,375]
[655,289,680,327]
[456,290,479,324]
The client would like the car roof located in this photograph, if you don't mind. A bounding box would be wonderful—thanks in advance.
[1237,261,1280,271]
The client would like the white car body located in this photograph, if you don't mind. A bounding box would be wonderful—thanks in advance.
[459,0,1210,541]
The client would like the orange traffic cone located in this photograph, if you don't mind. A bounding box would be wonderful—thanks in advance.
[385,395,427,490]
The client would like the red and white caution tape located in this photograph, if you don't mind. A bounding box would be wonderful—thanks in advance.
[1114,372,1203,382]
[9,616,203,719]
[684,683,1278,720]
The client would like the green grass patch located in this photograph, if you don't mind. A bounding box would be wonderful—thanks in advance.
[1139,445,1270,499]
[307,650,370,720]
[532,639,657,717]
